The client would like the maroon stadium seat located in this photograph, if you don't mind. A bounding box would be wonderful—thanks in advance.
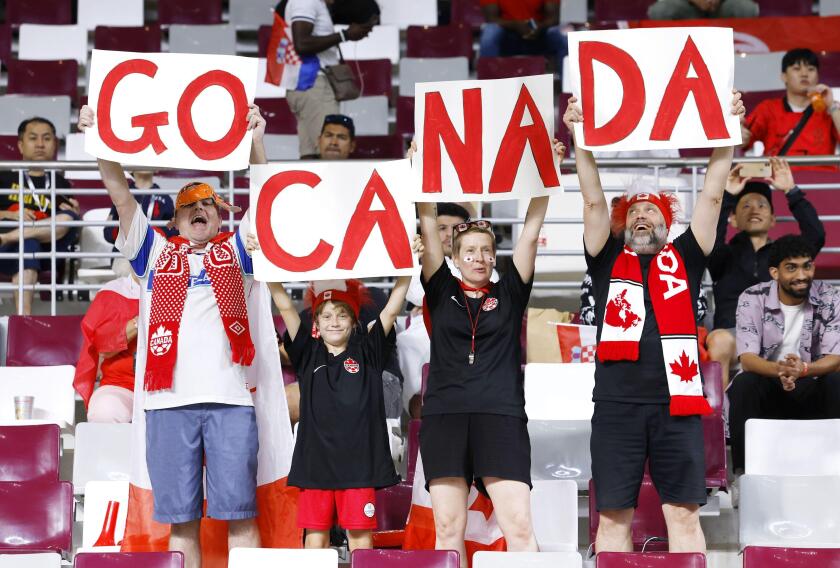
[6,315,85,367]
[756,0,812,16]
[0,480,73,554]
[272,314,297,386]
[0,424,60,483]
[589,477,668,552]
[372,481,413,547]
[701,362,723,412]
[406,25,473,59]
[352,135,405,160]
[256,98,298,135]
[94,25,162,53]
[157,0,222,25]
[5,0,72,25]
[396,96,416,137]
[700,362,726,489]
[406,418,421,484]
[258,25,273,58]
[0,24,12,65]
[743,546,840,567]
[741,90,786,116]
[74,552,185,567]
[556,92,573,148]
[816,52,840,88]
[477,56,545,80]
[0,136,21,160]
[348,59,393,99]
[70,179,117,213]
[353,549,460,567]
[6,59,78,103]
[594,0,650,21]
[450,0,484,29]
[596,552,707,567]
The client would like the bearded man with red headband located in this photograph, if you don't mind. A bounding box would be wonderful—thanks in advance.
[78,104,269,568]
[564,92,745,555]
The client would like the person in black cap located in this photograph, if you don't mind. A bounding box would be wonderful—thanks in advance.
[706,157,825,386]
[317,114,356,160]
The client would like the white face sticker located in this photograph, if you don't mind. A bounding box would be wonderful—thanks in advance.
[463,255,474,263]
[487,256,495,265]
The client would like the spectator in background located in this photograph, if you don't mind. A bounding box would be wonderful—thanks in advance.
[317,114,356,160]
[729,235,840,475]
[73,274,141,423]
[104,170,176,253]
[479,0,567,72]
[648,0,758,19]
[285,0,373,158]
[706,159,824,386]
[742,49,840,167]
[0,117,81,314]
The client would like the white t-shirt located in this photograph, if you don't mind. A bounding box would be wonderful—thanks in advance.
[286,0,340,69]
[778,301,806,361]
[116,207,255,410]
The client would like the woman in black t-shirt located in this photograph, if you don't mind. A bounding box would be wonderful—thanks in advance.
[414,140,565,562]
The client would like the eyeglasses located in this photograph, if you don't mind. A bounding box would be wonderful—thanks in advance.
[452,220,493,236]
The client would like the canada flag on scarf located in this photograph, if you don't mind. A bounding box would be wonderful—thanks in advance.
[265,9,302,87]
[555,323,598,364]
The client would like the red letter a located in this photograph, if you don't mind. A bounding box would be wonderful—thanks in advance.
[337,170,413,271]
[650,36,728,141]
[580,41,645,146]
[422,88,483,195]
[489,84,560,194]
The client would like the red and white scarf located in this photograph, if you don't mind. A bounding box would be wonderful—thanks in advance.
[598,244,712,416]
[144,234,255,391]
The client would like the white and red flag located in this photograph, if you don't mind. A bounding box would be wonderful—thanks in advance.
[554,323,598,364]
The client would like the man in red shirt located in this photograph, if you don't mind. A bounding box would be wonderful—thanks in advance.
[479,0,566,71]
[742,49,840,168]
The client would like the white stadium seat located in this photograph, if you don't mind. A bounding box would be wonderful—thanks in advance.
[0,366,76,427]
[73,423,133,496]
[746,419,840,476]
[229,547,338,567]
[18,24,88,65]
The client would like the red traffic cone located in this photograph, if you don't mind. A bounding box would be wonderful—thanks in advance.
[93,500,120,547]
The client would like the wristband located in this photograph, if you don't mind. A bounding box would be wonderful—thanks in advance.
[802,361,809,377]
[339,29,347,43]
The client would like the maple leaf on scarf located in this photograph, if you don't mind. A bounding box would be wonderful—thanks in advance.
[670,351,698,383]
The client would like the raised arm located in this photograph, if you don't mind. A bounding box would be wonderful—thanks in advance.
[512,140,565,282]
[267,281,301,341]
[379,276,410,335]
[563,96,610,257]
[690,91,745,255]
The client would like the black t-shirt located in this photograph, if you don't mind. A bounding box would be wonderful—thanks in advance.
[0,171,74,221]
[421,260,533,418]
[284,318,399,490]
[585,229,707,404]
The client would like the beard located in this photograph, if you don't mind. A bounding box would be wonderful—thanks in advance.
[781,278,812,299]
[624,224,669,254]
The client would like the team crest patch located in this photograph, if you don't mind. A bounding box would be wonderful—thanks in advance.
[363,502,375,518]
[149,325,173,356]
[482,298,499,311]
[344,358,360,374]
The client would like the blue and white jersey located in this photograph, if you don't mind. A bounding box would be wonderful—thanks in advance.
[285,0,339,91]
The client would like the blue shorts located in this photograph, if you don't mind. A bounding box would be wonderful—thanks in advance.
[145,403,258,523]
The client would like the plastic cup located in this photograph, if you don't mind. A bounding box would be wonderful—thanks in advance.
[14,395,34,420]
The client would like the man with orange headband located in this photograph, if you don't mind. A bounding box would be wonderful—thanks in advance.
[564,92,745,555]
[78,103,269,568]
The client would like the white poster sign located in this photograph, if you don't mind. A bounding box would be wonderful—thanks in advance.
[85,49,258,170]
[568,27,741,151]
[411,74,563,202]
[250,160,420,282]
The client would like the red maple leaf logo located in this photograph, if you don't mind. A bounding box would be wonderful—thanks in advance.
[670,351,698,383]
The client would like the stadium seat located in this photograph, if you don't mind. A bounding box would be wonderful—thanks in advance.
[531,480,578,552]
[743,546,840,567]
[703,410,727,489]
[18,24,88,65]
[757,0,813,16]
[352,549,459,567]
[348,59,393,99]
[340,97,390,136]
[589,477,668,552]
[529,420,591,489]
[94,25,162,53]
[337,25,400,64]
[77,208,116,273]
[378,0,438,28]
[821,0,840,16]
[80,481,129,550]
[398,57,470,97]
[255,98,297,135]
[594,0,650,21]
[0,25,12,65]
[817,52,840,87]
[473,551,583,567]
[5,0,72,25]
[740,475,840,548]
[6,59,79,103]
[257,25,273,57]
[228,0,276,28]
[229,547,338,566]
[745,419,840,475]
[0,366,76,427]
[406,25,473,59]
[69,179,114,212]
[0,424,60,483]
[476,56,546,80]
[168,24,237,55]
[352,135,405,160]
[396,96,415,136]
[7,315,84,367]
[524,363,595,420]
[740,90,786,117]
[0,136,21,160]
[405,418,421,484]
[373,481,413,547]
[72,423,132,496]
[596,552,707,567]
[449,0,484,29]
[0,552,61,567]
[78,0,144,30]
[157,0,222,25]
[74,552,185,567]
[262,134,300,161]
[0,480,73,554]
[734,52,786,92]
[0,96,71,138]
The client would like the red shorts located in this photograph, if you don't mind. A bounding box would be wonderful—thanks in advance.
[297,487,378,530]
